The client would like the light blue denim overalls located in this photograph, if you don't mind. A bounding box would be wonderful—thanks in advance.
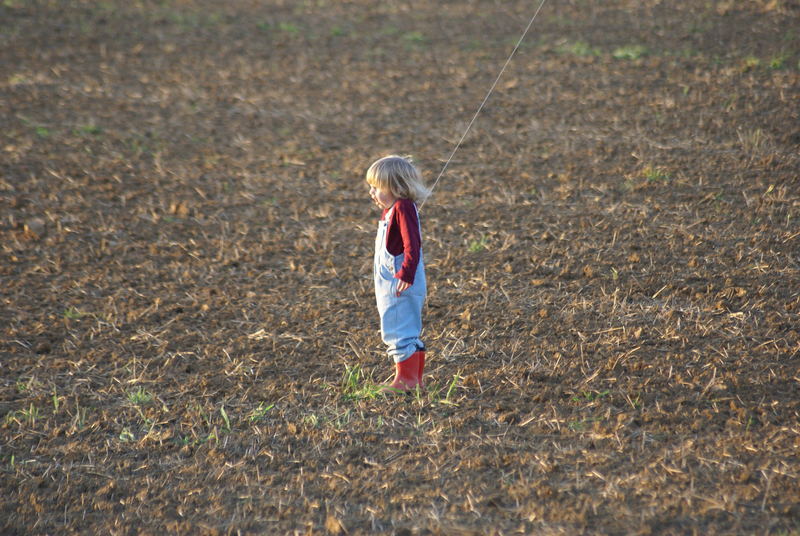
[374,202,426,363]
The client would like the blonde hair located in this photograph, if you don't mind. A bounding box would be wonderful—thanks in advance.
[366,155,431,204]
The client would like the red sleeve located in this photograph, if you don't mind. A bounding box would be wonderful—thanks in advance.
[389,199,421,285]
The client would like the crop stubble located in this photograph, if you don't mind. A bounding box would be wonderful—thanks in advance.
[2,0,799,534]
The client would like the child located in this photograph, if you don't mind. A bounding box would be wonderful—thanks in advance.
[366,155,430,392]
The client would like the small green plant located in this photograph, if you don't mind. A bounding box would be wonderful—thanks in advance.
[441,374,461,405]
[568,420,584,431]
[743,55,761,70]
[278,22,300,34]
[557,40,601,57]
[220,406,231,432]
[15,378,29,393]
[127,387,152,406]
[403,31,426,44]
[341,364,382,401]
[769,53,788,70]
[341,364,362,393]
[119,427,135,442]
[248,402,275,423]
[20,404,40,426]
[63,307,84,320]
[35,126,50,138]
[468,236,488,253]
[625,393,642,409]
[76,124,103,136]
[8,73,28,85]
[52,390,59,413]
[5,404,40,427]
[568,418,595,432]
[643,165,670,183]
[572,390,610,403]
[426,381,444,402]
[412,384,426,404]
[612,45,647,60]
[334,409,353,428]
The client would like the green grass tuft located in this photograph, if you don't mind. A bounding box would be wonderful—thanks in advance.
[341,364,383,401]
[612,45,648,60]
[468,236,488,253]
[643,166,670,183]
[127,387,153,406]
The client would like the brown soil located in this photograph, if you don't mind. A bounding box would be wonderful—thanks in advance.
[2,1,799,534]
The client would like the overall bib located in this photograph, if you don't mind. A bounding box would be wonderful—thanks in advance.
[374,203,426,363]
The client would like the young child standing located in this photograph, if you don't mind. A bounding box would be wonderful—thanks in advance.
[366,155,430,392]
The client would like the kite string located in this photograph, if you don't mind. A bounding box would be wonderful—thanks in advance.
[420,0,548,208]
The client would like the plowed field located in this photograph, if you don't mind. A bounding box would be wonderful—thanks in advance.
[2,1,799,534]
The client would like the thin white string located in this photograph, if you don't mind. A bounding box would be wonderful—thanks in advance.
[420,0,548,209]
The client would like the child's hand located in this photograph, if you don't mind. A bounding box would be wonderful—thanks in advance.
[396,280,410,296]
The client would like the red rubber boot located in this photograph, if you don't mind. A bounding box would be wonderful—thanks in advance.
[384,351,423,393]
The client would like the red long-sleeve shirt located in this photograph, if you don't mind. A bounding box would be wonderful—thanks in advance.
[381,199,422,285]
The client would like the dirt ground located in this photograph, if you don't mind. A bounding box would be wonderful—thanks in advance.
[2,0,799,534]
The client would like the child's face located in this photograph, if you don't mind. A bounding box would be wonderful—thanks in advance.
[368,183,396,210]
